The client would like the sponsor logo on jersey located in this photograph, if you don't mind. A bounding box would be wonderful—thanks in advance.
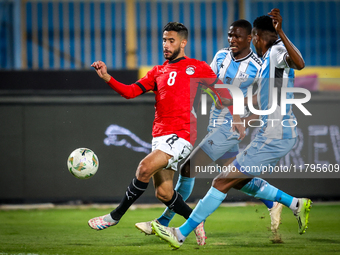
[186,66,195,75]
[238,71,249,82]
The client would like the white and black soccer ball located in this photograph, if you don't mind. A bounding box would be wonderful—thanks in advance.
[67,148,99,179]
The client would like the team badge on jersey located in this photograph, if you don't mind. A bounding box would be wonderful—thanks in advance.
[238,71,249,82]
[186,66,196,75]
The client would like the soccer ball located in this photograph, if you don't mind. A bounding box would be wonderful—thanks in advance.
[67,148,99,179]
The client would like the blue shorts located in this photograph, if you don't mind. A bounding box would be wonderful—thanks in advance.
[199,124,240,161]
[234,135,297,176]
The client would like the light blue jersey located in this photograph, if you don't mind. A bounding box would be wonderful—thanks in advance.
[209,48,262,131]
[235,39,299,176]
[199,48,261,161]
[257,39,297,139]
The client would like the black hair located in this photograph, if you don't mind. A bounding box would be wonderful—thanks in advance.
[253,15,277,34]
[163,22,188,40]
[230,19,252,35]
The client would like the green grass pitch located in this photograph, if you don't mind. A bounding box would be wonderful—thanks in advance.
[1,204,340,255]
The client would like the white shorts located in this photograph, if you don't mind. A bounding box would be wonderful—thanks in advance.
[152,134,193,171]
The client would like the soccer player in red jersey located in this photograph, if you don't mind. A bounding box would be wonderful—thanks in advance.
[88,22,238,235]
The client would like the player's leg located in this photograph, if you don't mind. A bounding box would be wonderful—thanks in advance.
[156,146,212,226]
[135,134,207,244]
[234,136,312,234]
[229,113,276,209]
[88,149,170,230]
[136,165,194,234]
[153,136,312,244]
[156,126,240,226]
[235,177,293,208]
[153,168,207,245]
[161,127,241,244]
[135,168,183,234]
[154,148,212,245]
[217,151,276,210]
[136,166,206,245]
[233,177,282,233]
[151,136,311,248]
[218,153,280,235]
[151,167,248,248]
[153,169,193,219]
[156,160,193,226]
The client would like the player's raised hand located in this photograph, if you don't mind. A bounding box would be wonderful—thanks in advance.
[268,8,283,33]
[91,61,111,82]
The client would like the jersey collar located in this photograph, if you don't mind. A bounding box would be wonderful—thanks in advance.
[230,49,253,62]
[168,56,186,64]
[263,39,282,59]
[273,39,282,45]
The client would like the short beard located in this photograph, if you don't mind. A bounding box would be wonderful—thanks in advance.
[164,47,181,61]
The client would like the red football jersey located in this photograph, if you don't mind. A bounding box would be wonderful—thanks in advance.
[136,56,229,145]
[107,56,232,145]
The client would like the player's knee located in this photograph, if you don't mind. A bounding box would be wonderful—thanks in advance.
[155,187,173,202]
[212,177,225,191]
[212,175,236,193]
[136,161,152,182]
[180,161,191,177]
[234,178,252,190]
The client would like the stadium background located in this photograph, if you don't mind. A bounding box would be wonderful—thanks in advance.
[0,0,339,204]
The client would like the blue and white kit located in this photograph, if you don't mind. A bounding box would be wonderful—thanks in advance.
[235,39,298,175]
[200,47,262,161]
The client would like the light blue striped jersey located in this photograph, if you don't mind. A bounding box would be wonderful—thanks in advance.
[257,39,297,139]
[208,48,262,130]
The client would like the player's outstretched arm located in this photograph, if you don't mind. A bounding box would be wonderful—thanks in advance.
[91,60,144,99]
[268,8,305,70]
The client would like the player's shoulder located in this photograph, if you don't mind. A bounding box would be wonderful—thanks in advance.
[184,57,209,68]
[214,47,231,58]
[152,60,173,72]
[184,57,201,64]
[160,59,170,67]
[210,48,230,66]
[270,40,287,56]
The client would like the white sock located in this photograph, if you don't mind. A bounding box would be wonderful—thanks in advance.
[289,198,299,212]
[175,228,186,243]
[104,214,118,223]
